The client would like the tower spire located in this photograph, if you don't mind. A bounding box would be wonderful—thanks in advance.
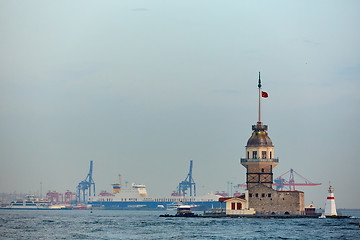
[258,72,262,124]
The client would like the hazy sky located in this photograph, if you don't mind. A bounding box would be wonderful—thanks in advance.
[1,1,359,208]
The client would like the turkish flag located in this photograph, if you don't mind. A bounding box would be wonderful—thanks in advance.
[262,91,268,98]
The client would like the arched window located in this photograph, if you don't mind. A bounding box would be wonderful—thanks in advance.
[237,202,242,210]
[231,202,236,210]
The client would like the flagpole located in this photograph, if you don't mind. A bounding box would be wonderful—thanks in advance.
[258,72,261,124]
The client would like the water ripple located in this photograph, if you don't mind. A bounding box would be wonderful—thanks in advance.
[0,210,359,239]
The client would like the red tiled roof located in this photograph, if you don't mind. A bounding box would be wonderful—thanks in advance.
[219,197,245,202]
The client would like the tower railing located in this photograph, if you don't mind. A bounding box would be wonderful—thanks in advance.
[252,124,268,131]
[240,158,279,163]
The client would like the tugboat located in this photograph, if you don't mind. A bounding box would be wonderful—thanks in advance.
[160,204,199,217]
[176,205,196,217]
[305,203,320,216]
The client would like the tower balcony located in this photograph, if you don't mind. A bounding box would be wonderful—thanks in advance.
[252,123,268,131]
[240,158,279,163]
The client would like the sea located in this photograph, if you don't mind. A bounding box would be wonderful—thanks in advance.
[0,209,359,239]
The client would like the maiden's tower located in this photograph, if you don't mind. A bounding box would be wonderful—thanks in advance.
[240,73,305,215]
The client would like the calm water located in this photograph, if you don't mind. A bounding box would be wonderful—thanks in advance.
[0,209,359,239]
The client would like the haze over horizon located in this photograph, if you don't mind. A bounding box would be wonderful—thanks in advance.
[1,1,359,208]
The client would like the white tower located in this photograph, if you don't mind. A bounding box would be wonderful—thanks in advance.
[324,185,337,217]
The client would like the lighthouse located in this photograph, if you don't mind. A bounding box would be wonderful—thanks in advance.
[324,185,337,217]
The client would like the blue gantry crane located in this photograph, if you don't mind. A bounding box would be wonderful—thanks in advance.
[77,160,96,203]
[178,160,196,197]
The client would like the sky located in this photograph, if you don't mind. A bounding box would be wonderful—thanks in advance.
[0,0,359,208]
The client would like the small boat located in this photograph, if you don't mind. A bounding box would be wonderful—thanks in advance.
[176,205,196,216]
[305,203,320,216]
[48,204,72,210]
[166,202,180,211]
[73,205,86,210]
[160,204,199,217]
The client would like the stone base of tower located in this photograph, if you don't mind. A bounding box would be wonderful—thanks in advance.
[248,184,305,215]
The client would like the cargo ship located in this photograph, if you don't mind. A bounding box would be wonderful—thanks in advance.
[89,182,222,210]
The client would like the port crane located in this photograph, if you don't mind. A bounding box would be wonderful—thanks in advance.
[77,160,96,203]
[273,168,321,191]
[237,168,321,191]
[177,160,196,197]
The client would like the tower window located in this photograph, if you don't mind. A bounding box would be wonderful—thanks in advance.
[270,152,272,159]
[261,168,265,173]
[252,151,257,159]
[255,193,258,197]
[247,151,249,159]
[261,193,265,197]
[262,151,266,159]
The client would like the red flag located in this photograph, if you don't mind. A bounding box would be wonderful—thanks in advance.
[262,91,268,98]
